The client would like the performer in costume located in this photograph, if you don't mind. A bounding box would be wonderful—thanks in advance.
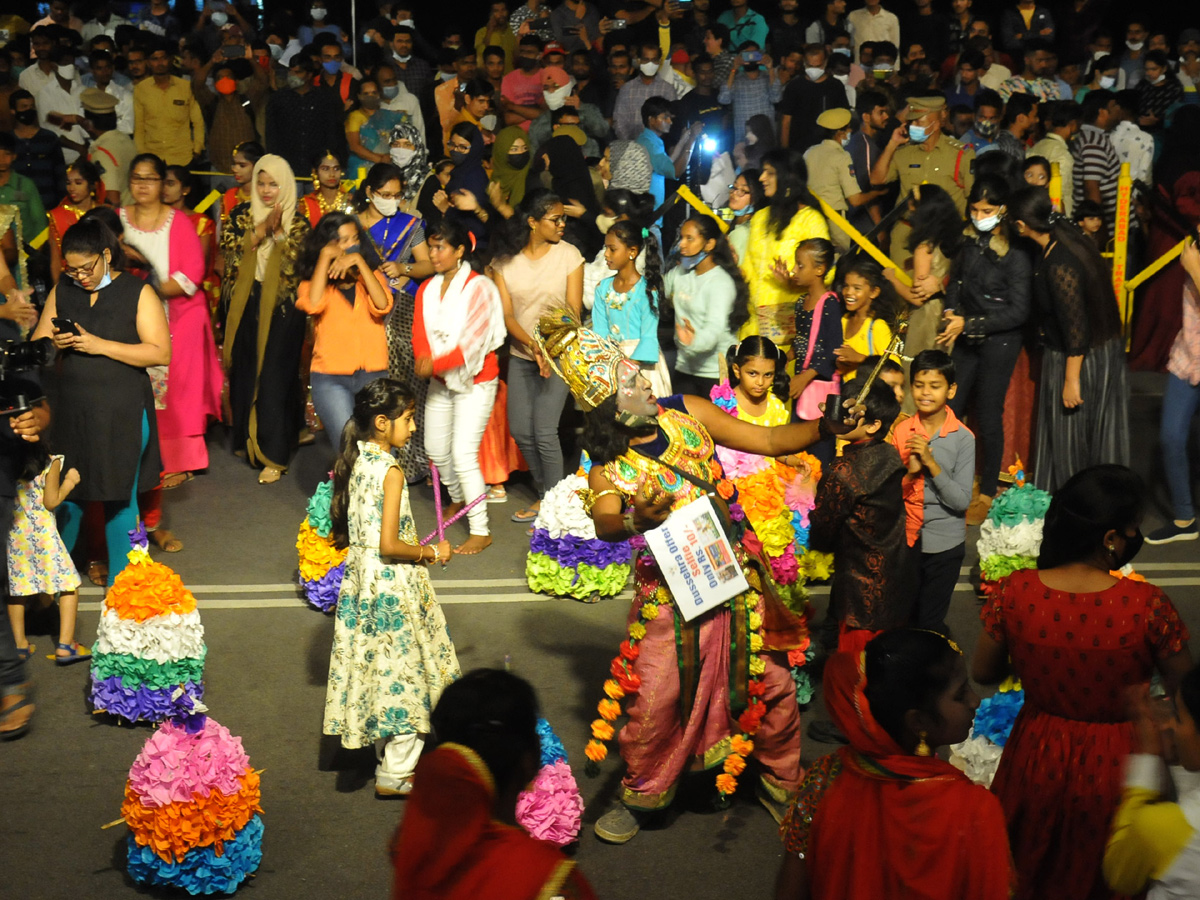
[300,149,354,227]
[534,312,857,845]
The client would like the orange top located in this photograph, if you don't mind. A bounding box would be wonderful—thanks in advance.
[296,269,393,375]
[891,406,969,547]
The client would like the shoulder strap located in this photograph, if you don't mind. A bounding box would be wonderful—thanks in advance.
[953,146,967,189]
[801,291,833,371]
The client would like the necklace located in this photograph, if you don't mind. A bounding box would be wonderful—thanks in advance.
[316,188,345,215]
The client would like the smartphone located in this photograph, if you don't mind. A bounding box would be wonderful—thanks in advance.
[610,18,628,29]
[52,317,80,336]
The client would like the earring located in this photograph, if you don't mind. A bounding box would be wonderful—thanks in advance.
[915,731,931,756]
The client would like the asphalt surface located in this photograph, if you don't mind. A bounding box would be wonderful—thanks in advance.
[5,373,1200,900]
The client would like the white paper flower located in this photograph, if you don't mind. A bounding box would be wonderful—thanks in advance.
[94,609,206,664]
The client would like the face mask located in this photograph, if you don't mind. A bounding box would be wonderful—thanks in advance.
[382,83,399,99]
[215,76,237,94]
[13,108,36,125]
[256,55,271,69]
[269,43,283,60]
[394,53,412,64]
[517,55,538,71]
[595,213,617,233]
[544,82,572,110]
[745,132,757,145]
[1112,529,1144,568]
[973,213,1000,232]
[975,118,998,138]
[1150,73,1165,85]
[908,123,929,143]
[390,146,416,166]
[681,251,707,271]
[507,150,530,169]
[639,60,660,77]
[322,60,341,74]
[805,66,825,80]
[840,133,851,148]
[448,148,469,164]
[57,63,77,81]
[343,243,360,256]
[480,113,498,131]
[287,73,308,89]
[211,11,228,27]
[1099,75,1116,89]
[1126,40,1143,52]
[833,47,851,57]
[398,18,414,28]
[74,259,112,292]
[359,94,381,110]
[833,72,849,85]
[1093,50,1108,61]
[370,195,398,216]
[311,7,327,20]
[732,203,753,216]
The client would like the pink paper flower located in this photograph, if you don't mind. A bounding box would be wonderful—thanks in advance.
[515,760,584,847]
[128,719,251,808]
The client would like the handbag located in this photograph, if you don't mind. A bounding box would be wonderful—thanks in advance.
[795,291,841,420]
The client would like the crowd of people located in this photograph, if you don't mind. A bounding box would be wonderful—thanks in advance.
[1,0,1200,898]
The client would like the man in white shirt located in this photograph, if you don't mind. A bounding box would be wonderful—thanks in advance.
[81,0,130,42]
[35,45,89,164]
[1108,90,1153,184]
[846,0,900,65]
[86,49,133,134]
[376,60,425,134]
[18,27,58,95]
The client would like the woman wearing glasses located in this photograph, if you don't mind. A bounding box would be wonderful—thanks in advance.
[118,153,222,547]
[490,189,584,525]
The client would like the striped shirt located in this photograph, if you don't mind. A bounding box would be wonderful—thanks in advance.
[717,71,783,144]
[1071,123,1120,221]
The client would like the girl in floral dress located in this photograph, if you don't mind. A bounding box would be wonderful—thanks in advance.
[4,445,87,664]
[323,379,460,797]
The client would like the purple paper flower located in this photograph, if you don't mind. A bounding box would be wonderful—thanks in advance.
[129,521,149,551]
[89,674,203,723]
[301,561,345,613]
[531,529,632,569]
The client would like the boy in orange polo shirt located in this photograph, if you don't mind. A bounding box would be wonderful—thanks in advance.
[891,349,975,635]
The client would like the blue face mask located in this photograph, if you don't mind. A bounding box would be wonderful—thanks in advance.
[74,259,112,292]
[322,60,340,75]
[681,251,707,271]
[343,243,361,255]
[908,124,929,143]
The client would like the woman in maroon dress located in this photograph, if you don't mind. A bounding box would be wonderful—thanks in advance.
[972,464,1193,900]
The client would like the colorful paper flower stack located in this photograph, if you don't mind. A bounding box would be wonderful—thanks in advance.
[526,469,631,601]
[296,479,347,612]
[122,716,265,894]
[949,677,1025,787]
[89,526,206,722]
[515,718,584,847]
[975,459,1052,597]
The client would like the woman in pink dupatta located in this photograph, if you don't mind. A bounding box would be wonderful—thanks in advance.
[120,154,223,534]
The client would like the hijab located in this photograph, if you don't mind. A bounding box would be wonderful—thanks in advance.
[527,134,598,212]
[444,123,489,205]
[608,140,653,194]
[491,126,532,207]
[390,120,429,204]
[249,153,298,280]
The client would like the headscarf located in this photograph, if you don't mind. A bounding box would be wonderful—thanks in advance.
[249,154,297,281]
[608,140,653,194]
[527,135,598,212]
[390,120,429,204]
[444,123,489,205]
[490,126,532,207]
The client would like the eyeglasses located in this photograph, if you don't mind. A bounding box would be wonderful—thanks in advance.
[729,185,750,196]
[542,215,566,224]
[131,175,162,184]
[449,142,472,153]
[63,255,102,279]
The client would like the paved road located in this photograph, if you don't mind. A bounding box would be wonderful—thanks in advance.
[6,378,1200,900]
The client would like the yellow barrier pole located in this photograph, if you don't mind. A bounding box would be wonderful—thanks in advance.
[29,228,48,250]
[1124,239,1187,292]
[1048,162,1062,212]
[1112,163,1132,336]
[674,185,729,233]
[193,189,221,215]
[813,196,912,286]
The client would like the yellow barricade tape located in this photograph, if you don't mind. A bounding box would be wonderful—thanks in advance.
[193,189,221,215]
[30,227,48,250]
[674,185,728,233]
[812,197,912,286]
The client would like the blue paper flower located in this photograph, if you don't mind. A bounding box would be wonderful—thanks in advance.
[973,689,1025,747]
[536,718,567,766]
[126,815,264,895]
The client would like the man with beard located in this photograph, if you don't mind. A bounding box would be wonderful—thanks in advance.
[533,312,859,845]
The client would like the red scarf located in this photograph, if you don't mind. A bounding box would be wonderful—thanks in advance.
[808,652,1015,900]
[391,744,594,900]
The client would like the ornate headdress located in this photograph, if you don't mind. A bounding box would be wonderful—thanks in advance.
[534,311,632,411]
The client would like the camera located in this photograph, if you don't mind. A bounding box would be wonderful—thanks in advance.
[0,337,54,417]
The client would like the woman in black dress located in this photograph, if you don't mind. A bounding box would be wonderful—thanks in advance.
[32,216,171,582]
[1010,186,1130,491]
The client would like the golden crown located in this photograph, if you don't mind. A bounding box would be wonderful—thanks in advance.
[534,311,629,412]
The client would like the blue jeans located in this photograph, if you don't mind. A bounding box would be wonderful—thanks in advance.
[506,356,569,496]
[310,370,388,450]
[1161,373,1200,521]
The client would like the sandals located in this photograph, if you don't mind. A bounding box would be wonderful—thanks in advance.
[258,466,283,485]
[87,560,108,587]
[0,682,34,741]
[16,643,34,662]
[148,529,183,553]
[510,506,540,523]
[54,642,92,666]
[160,471,195,491]
[486,485,507,503]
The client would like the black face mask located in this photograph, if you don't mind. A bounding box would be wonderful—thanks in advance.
[1111,529,1145,569]
[742,63,760,73]
[448,149,469,164]
[507,150,530,169]
[14,108,36,125]
[517,56,538,71]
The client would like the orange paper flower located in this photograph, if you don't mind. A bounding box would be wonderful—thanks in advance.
[584,740,608,762]
[723,753,747,776]
[730,734,755,757]
[591,719,615,740]
[122,769,262,863]
[106,559,198,622]
[598,699,621,721]
[603,679,626,700]
[715,773,738,796]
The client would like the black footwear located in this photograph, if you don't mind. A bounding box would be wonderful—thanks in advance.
[594,806,642,843]
[1145,520,1199,545]
[806,720,848,745]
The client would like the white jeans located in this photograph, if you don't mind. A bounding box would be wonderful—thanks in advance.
[424,377,497,537]
[375,733,425,788]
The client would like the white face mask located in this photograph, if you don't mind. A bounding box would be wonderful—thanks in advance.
[394,52,411,63]
[973,213,1001,232]
[745,132,757,145]
[390,146,415,166]
[595,213,617,233]
[311,7,328,20]
[1099,75,1116,89]
[58,63,77,80]
[480,113,498,131]
[269,43,283,60]
[371,194,399,216]
[211,10,228,26]
[398,18,414,28]
[1126,40,1144,52]
[833,72,849,85]
[805,66,825,80]
[544,81,573,110]
[1150,73,1166,85]
[639,60,660,77]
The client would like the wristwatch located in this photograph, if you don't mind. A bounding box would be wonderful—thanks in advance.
[404,262,413,276]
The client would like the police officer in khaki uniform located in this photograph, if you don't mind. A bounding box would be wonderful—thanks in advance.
[869,95,976,266]
[804,108,886,253]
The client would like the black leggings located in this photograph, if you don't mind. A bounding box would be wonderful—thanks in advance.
[949,332,1022,497]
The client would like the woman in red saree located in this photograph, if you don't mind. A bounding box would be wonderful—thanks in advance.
[47,160,103,284]
[776,630,1013,900]
[391,669,597,900]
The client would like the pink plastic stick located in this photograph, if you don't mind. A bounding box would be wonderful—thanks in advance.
[431,463,444,542]
[421,491,488,545]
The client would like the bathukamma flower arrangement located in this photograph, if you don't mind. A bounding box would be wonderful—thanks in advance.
[296,478,347,612]
[515,718,585,846]
[117,714,264,894]
[89,524,205,722]
[975,458,1051,592]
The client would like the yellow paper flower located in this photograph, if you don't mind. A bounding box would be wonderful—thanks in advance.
[591,719,615,740]
[641,602,659,621]
[748,611,762,631]
[655,587,670,603]
[603,679,626,700]
[296,521,348,581]
[749,633,763,653]
[629,621,647,641]
[748,655,766,676]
